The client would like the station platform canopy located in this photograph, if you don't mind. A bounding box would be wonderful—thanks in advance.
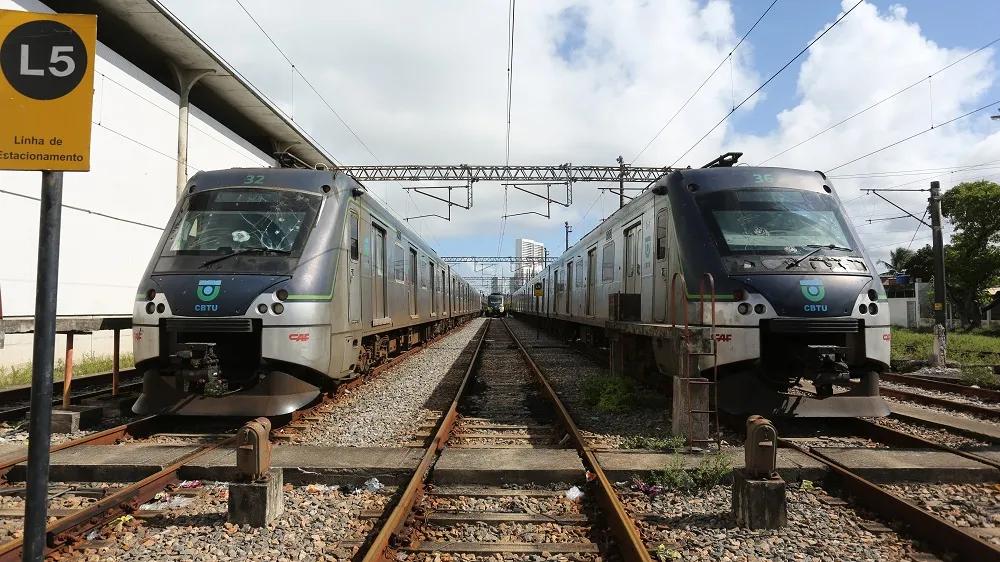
[40,0,337,170]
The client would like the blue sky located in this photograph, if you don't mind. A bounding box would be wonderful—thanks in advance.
[728,0,1000,135]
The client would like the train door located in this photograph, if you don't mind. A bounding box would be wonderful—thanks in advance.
[566,261,574,316]
[624,222,642,295]
[408,248,418,316]
[348,211,361,323]
[371,223,387,320]
[653,208,669,322]
[586,248,596,315]
[429,262,436,314]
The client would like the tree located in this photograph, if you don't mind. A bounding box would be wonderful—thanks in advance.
[940,180,1000,328]
[905,244,935,283]
[886,247,915,273]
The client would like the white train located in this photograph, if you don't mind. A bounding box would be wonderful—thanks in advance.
[131,168,478,416]
[511,162,891,417]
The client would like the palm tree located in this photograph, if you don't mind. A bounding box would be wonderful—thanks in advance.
[886,247,915,274]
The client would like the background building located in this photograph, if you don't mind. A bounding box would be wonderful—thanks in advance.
[514,238,545,292]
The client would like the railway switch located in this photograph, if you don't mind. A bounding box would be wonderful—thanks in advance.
[236,417,272,481]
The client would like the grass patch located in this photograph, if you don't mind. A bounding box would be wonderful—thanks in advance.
[0,352,135,390]
[581,373,636,413]
[619,434,686,451]
[961,366,1000,388]
[891,327,1000,365]
[645,452,732,491]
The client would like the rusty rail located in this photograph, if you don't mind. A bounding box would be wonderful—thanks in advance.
[881,372,1000,403]
[503,319,650,562]
[780,438,1000,562]
[0,434,237,562]
[878,387,1000,420]
[361,320,490,562]
[847,417,1000,471]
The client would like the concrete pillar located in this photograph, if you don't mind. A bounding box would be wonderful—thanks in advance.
[672,376,709,444]
[228,468,284,527]
[931,323,947,367]
[732,468,787,529]
[169,65,214,199]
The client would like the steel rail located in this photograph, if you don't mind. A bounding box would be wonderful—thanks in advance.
[361,320,490,562]
[780,438,1000,562]
[878,387,1000,420]
[0,368,139,405]
[847,417,1000,471]
[502,319,651,562]
[880,372,1000,402]
[0,434,238,562]
[0,380,143,424]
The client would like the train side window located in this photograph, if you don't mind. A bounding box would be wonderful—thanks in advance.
[394,242,405,282]
[656,209,667,260]
[602,241,615,283]
[349,212,359,262]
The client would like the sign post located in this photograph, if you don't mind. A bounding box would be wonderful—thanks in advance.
[0,9,95,561]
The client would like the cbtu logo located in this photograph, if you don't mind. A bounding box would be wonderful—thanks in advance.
[197,280,222,302]
[194,304,219,312]
[800,279,827,312]
[803,304,828,312]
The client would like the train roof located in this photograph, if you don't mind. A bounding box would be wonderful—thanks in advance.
[655,166,831,195]
[186,167,339,195]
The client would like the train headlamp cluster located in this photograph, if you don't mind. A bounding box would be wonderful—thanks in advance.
[144,302,164,314]
[257,300,286,315]
[859,303,879,315]
[737,302,767,315]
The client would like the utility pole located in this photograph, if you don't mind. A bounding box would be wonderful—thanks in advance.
[617,155,625,209]
[930,181,947,326]
[564,221,572,251]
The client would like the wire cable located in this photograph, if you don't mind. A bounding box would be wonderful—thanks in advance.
[630,0,779,165]
[825,98,1000,173]
[0,189,164,230]
[497,0,516,257]
[758,35,1000,165]
[671,0,863,168]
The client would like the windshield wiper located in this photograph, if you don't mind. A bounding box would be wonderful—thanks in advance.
[199,247,291,268]
[785,244,853,269]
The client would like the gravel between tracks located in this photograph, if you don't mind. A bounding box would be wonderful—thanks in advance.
[869,415,995,449]
[291,319,486,447]
[881,380,998,410]
[503,318,740,450]
[623,483,929,561]
[61,482,392,561]
[883,483,1000,545]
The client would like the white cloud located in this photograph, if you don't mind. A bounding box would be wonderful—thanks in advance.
[164,0,998,275]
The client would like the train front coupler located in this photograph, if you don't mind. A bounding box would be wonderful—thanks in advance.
[167,342,227,396]
[803,344,851,397]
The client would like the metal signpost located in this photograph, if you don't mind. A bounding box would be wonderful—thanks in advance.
[0,9,96,561]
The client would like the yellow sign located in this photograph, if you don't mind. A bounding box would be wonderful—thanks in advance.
[533,282,543,297]
[0,10,96,171]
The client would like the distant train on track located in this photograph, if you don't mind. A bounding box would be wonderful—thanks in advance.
[484,292,506,317]
[131,168,478,416]
[511,156,891,417]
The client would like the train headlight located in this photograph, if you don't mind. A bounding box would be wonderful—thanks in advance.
[276,289,288,301]
[867,289,878,301]
[754,304,766,314]
[156,303,165,313]
[145,288,156,301]
[868,303,879,315]
[272,303,285,315]
[733,289,746,301]
[859,304,868,314]
[257,303,268,314]
[737,303,751,315]
[145,302,155,314]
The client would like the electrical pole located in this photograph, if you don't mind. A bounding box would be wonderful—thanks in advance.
[929,181,947,327]
[617,155,625,209]
[564,221,572,251]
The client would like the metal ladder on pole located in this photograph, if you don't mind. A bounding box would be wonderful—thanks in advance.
[670,272,721,450]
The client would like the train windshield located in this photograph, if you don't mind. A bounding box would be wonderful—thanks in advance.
[698,188,857,257]
[157,188,321,272]
[488,294,504,306]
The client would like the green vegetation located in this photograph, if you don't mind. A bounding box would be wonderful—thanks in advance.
[891,327,1000,365]
[581,373,636,413]
[647,452,732,491]
[656,545,681,561]
[0,352,134,389]
[619,434,686,451]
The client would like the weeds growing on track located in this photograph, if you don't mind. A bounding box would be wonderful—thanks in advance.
[891,328,1000,387]
[581,373,636,413]
[619,434,686,451]
[645,452,732,491]
[0,353,135,389]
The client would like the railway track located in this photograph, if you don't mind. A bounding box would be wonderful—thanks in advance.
[362,318,648,561]
[0,369,142,423]
[0,317,477,561]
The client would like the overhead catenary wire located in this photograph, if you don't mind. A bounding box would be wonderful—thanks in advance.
[630,0,780,165]
[759,35,1000,165]
[232,0,444,247]
[497,0,517,257]
[0,188,164,231]
[670,0,864,168]
[825,98,1000,173]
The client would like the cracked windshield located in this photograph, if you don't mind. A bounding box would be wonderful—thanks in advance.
[163,188,321,256]
[700,189,855,256]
